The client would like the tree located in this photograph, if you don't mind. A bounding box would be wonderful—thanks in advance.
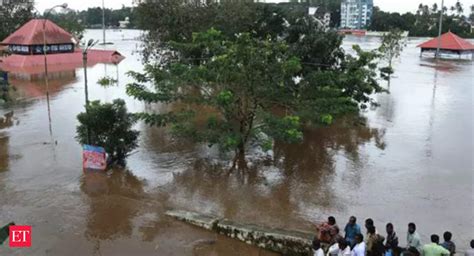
[76,99,139,165]
[455,0,464,16]
[127,29,303,169]
[470,4,474,21]
[0,1,33,41]
[48,9,85,40]
[378,29,405,80]
[130,2,385,169]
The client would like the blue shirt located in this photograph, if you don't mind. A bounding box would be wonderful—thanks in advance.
[344,223,361,242]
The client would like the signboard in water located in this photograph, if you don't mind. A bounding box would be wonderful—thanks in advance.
[83,145,107,171]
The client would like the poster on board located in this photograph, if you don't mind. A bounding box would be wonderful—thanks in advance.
[83,145,107,171]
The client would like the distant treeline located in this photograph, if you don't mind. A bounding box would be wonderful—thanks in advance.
[369,2,474,38]
[46,6,138,39]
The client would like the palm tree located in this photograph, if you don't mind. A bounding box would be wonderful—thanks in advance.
[450,6,456,15]
[431,3,438,13]
[455,1,463,16]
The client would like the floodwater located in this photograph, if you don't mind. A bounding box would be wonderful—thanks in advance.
[0,30,472,255]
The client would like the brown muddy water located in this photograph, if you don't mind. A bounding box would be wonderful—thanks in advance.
[0,30,473,255]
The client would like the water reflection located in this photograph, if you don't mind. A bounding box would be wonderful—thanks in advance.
[165,116,385,231]
[81,169,145,241]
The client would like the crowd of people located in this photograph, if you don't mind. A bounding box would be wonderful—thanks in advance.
[311,216,474,256]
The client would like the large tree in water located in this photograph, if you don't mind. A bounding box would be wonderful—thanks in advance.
[129,2,383,170]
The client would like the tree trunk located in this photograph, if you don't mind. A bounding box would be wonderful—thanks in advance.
[230,143,247,171]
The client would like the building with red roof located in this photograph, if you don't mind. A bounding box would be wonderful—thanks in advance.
[0,19,125,79]
[417,31,474,59]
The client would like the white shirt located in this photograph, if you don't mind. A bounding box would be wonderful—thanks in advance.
[352,242,366,256]
[328,243,340,256]
[339,246,352,256]
[314,248,325,256]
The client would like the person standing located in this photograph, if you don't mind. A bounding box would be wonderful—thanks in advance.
[465,240,474,256]
[406,223,422,253]
[422,234,450,256]
[385,223,399,256]
[328,238,341,256]
[345,216,362,247]
[352,233,367,256]
[313,238,325,256]
[366,226,385,256]
[440,231,455,256]
[317,216,339,243]
[339,239,352,256]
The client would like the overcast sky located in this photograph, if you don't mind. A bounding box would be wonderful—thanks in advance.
[36,0,474,14]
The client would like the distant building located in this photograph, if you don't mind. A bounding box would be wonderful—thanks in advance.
[119,17,131,29]
[340,0,373,29]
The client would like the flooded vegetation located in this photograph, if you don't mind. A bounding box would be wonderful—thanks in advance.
[0,30,472,255]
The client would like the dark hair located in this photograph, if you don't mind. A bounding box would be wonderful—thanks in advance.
[431,234,440,243]
[350,216,357,222]
[312,238,321,250]
[355,233,364,242]
[338,238,348,249]
[443,232,452,241]
[470,239,474,249]
[408,223,416,230]
[386,223,393,229]
[368,225,376,234]
[328,216,336,224]
[366,218,374,226]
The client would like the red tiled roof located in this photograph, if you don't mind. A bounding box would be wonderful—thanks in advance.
[1,19,74,46]
[417,31,474,51]
[0,49,125,74]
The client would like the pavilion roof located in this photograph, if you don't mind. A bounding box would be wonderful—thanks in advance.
[417,31,474,51]
[1,19,74,46]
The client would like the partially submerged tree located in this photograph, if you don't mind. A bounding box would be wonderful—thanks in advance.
[76,99,139,166]
[127,29,383,169]
[378,29,405,81]
[127,29,302,169]
[129,1,384,169]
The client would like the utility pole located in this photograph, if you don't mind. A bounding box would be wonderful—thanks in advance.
[102,0,106,45]
[435,0,444,59]
[82,39,98,144]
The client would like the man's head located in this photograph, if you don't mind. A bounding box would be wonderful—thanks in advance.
[312,238,321,251]
[349,216,357,225]
[408,223,416,234]
[386,223,394,234]
[355,233,364,244]
[330,226,340,236]
[365,218,374,229]
[443,231,452,242]
[431,234,440,244]
[368,225,376,235]
[338,238,348,250]
[470,239,474,249]
[328,216,336,225]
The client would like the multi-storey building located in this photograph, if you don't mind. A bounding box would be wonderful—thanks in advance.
[340,0,373,29]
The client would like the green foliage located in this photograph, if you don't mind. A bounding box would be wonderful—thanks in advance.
[0,1,34,41]
[130,2,384,167]
[75,6,138,28]
[369,3,474,38]
[97,76,118,87]
[76,99,139,164]
[128,29,303,166]
[47,10,85,40]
